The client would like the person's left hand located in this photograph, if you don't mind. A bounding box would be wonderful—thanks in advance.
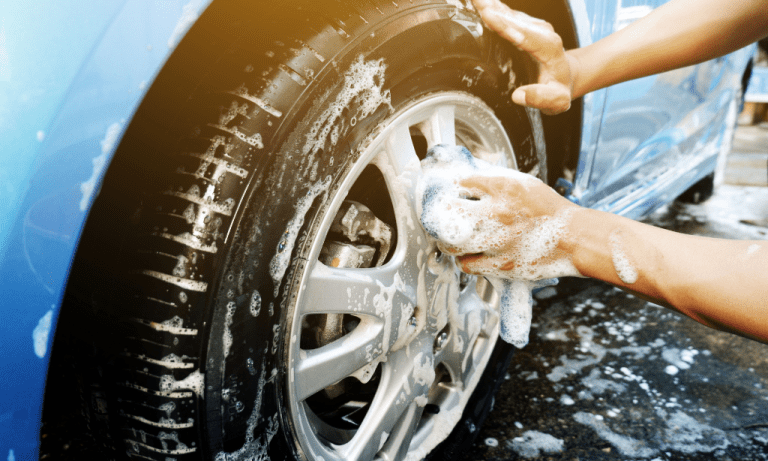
[472,0,577,115]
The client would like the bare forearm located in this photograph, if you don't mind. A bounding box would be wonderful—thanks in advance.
[566,208,768,342]
[568,0,768,98]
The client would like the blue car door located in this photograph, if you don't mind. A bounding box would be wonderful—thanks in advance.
[576,0,731,216]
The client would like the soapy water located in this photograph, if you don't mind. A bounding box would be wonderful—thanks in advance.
[487,277,555,348]
[417,144,580,347]
[609,230,638,284]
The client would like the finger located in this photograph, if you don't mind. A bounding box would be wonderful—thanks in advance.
[458,252,513,277]
[512,83,571,115]
[479,9,564,66]
[459,172,539,193]
[471,0,497,10]
[473,0,549,28]
[475,6,525,44]
[457,177,495,197]
[456,253,487,273]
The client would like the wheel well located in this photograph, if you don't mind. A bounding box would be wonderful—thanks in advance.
[502,0,583,186]
[42,1,277,455]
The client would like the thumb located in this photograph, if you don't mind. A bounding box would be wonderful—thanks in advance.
[512,83,571,115]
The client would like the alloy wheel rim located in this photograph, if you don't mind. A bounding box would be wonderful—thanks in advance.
[286,91,516,461]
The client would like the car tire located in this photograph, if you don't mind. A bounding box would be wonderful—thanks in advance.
[676,172,715,204]
[79,1,548,459]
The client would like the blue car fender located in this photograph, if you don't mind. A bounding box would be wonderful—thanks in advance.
[0,1,211,457]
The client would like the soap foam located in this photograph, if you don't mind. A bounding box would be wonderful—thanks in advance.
[609,231,638,284]
[487,278,534,348]
[417,144,579,348]
[418,145,578,280]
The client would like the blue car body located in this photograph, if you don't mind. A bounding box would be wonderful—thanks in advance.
[0,0,753,458]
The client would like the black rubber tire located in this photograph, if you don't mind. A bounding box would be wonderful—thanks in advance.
[676,173,715,204]
[69,0,547,459]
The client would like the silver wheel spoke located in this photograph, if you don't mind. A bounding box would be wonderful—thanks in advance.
[438,287,496,382]
[341,346,433,461]
[294,321,384,401]
[471,276,501,336]
[376,124,423,239]
[439,335,474,383]
[302,263,416,318]
[420,105,456,147]
[383,123,420,176]
[376,402,424,461]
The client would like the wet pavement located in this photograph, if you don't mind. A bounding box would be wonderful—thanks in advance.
[473,124,768,460]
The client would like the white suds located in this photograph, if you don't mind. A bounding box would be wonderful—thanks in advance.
[223,301,236,357]
[159,370,205,398]
[487,278,534,348]
[665,365,679,375]
[662,348,697,371]
[510,431,565,458]
[302,55,392,157]
[167,0,203,49]
[269,176,331,296]
[573,412,656,458]
[32,308,54,358]
[80,122,122,211]
[609,231,638,284]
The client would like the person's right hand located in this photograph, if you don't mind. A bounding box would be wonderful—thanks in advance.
[418,145,581,281]
[472,0,577,115]
[447,174,580,280]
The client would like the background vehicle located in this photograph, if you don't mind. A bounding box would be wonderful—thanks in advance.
[0,0,754,459]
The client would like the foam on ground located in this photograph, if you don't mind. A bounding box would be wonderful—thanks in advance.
[510,430,565,458]
[417,144,579,347]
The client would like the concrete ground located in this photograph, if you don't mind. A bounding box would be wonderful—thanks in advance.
[473,124,768,460]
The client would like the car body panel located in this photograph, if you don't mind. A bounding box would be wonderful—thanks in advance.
[0,1,211,458]
[569,0,754,219]
[0,0,753,458]
[746,66,768,103]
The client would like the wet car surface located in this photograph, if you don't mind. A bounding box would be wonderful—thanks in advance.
[473,124,768,460]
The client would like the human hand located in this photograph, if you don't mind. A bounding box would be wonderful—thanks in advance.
[419,145,581,281]
[472,0,577,115]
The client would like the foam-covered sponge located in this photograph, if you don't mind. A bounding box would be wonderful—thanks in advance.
[417,144,577,347]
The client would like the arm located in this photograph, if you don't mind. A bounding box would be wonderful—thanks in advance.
[472,0,768,114]
[566,208,768,343]
[569,0,768,99]
[452,175,768,343]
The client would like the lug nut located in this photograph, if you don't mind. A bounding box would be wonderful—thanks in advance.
[434,331,448,351]
[424,403,440,415]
